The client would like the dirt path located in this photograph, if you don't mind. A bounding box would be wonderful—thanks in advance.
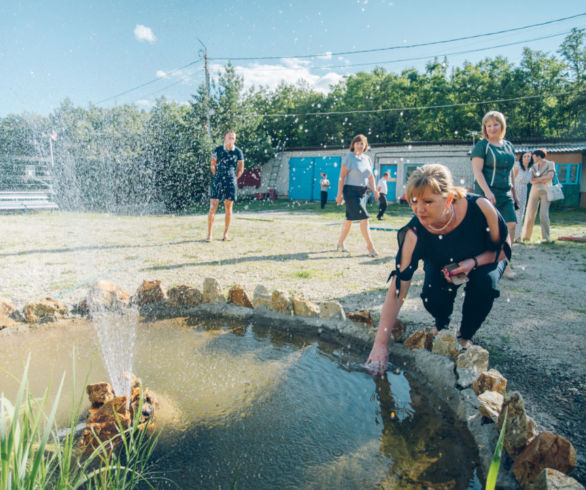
[1,209,585,483]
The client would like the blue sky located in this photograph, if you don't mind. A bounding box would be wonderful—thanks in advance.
[1,0,584,117]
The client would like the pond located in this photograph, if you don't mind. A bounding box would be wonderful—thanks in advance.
[0,317,482,489]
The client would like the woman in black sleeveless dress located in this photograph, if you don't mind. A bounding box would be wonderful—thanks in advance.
[366,164,511,373]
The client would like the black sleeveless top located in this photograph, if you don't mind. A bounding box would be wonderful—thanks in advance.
[389,194,511,294]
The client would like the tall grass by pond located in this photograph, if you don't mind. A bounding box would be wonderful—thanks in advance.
[0,357,158,489]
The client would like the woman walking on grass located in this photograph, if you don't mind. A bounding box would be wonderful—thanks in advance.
[335,134,379,257]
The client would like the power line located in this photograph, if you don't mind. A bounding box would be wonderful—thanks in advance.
[236,89,585,119]
[95,58,202,104]
[209,13,586,61]
[238,30,576,73]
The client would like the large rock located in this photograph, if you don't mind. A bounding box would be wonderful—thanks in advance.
[319,301,346,320]
[529,468,584,490]
[473,369,507,395]
[252,284,272,309]
[167,284,202,307]
[498,391,538,457]
[0,298,15,316]
[23,297,68,323]
[271,290,292,313]
[404,328,434,351]
[478,390,504,423]
[135,280,166,305]
[291,296,319,317]
[87,280,131,312]
[202,278,225,304]
[456,345,489,388]
[347,309,374,327]
[513,432,577,487]
[87,382,115,408]
[432,330,460,360]
[227,284,253,308]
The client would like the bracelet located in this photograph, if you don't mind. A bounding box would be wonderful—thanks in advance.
[472,256,479,270]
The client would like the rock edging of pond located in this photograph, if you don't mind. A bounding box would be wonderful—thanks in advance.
[1,278,582,490]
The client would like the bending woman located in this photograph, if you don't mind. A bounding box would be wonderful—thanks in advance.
[335,134,379,257]
[366,164,511,373]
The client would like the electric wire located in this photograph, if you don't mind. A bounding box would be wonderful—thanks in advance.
[209,13,586,61]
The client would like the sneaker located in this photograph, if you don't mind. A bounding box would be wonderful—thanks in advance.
[367,249,379,257]
[336,244,349,253]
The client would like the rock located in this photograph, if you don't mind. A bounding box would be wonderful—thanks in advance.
[291,296,319,317]
[404,328,434,351]
[529,468,584,490]
[87,280,131,312]
[319,301,346,320]
[227,284,253,308]
[0,298,15,316]
[271,290,292,313]
[456,345,489,388]
[513,432,578,487]
[432,330,460,360]
[347,309,374,327]
[391,319,406,342]
[252,285,272,309]
[478,390,504,423]
[473,369,507,395]
[135,280,166,305]
[202,278,225,303]
[23,297,68,323]
[79,380,157,457]
[498,391,538,457]
[167,284,203,307]
[86,382,115,408]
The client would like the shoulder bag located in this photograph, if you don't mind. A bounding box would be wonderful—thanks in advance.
[546,166,564,202]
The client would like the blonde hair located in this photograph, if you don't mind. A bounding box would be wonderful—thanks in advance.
[405,164,467,202]
[481,111,507,139]
[349,134,368,152]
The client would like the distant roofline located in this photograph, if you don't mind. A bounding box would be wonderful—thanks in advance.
[286,137,586,152]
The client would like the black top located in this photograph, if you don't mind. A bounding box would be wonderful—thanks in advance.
[212,145,244,179]
[389,194,511,293]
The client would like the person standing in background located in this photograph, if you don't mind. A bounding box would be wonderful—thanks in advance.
[512,152,533,242]
[377,171,391,220]
[522,149,555,243]
[207,130,244,242]
[319,173,331,209]
[470,110,518,279]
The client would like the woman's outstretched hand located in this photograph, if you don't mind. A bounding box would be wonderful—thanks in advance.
[366,343,388,375]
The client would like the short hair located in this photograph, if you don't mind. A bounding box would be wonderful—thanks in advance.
[349,134,368,152]
[224,130,236,137]
[481,111,507,140]
[383,171,390,176]
[405,164,467,203]
[532,149,547,159]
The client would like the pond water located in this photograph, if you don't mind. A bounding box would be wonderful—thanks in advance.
[0,317,482,489]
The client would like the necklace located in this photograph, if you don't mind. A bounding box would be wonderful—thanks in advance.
[427,205,455,233]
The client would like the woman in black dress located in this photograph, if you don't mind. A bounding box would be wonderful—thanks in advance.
[367,164,511,373]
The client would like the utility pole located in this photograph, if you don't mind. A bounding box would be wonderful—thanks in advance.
[198,39,212,139]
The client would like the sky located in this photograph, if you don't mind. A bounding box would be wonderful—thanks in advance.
[1,0,585,117]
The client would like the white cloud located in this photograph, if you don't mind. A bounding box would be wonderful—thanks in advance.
[134,24,157,43]
[210,60,343,94]
[136,99,154,108]
[318,51,333,60]
[156,70,168,78]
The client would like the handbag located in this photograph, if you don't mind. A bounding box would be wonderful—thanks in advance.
[546,168,564,202]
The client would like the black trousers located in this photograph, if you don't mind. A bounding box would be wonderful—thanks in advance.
[377,193,387,219]
[320,191,328,208]
[419,260,506,340]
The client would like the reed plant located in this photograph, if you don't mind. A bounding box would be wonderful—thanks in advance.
[0,356,159,489]
[485,407,508,490]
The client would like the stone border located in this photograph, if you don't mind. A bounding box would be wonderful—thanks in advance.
[1,279,581,489]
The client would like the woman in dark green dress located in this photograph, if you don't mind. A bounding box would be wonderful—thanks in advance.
[470,110,518,278]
